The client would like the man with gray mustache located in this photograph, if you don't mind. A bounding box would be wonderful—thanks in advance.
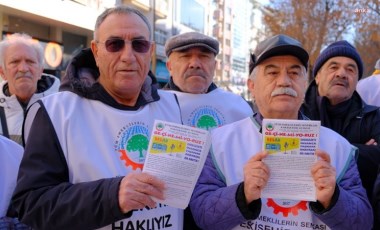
[163,31,253,130]
[301,40,380,228]
[190,34,372,229]
[163,31,253,229]
[271,87,298,97]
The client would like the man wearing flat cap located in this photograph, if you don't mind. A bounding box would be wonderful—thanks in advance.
[301,41,380,227]
[163,31,253,131]
[189,34,372,230]
[163,31,253,229]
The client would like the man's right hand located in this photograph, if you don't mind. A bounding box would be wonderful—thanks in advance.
[243,151,269,203]
[365,138,378,146]
[118,172,166,213]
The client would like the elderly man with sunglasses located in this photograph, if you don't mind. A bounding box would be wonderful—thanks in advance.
[12,5,184,230]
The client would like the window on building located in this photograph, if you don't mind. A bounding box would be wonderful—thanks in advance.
[226,23,231,31]
[180,0,205,32]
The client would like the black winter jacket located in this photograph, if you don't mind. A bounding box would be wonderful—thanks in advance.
[301,80,380,205]
[12,48,165,230]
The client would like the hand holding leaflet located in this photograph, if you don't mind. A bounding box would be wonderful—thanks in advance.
[143,120,211,209]
[261,119,320,201]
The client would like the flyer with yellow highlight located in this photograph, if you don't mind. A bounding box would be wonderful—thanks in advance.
[143,120,211,209]
[261,119,320,201]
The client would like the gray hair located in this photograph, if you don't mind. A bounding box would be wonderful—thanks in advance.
[94,5,152,40]
[0,33,44,69]
[249,67,259,80]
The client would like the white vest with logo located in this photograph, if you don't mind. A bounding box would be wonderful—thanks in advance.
[210,117,356,230]
[38,90,184,230]
[169,88,253,130]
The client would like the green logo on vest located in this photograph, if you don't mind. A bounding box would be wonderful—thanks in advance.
[115,122,149,171]
[188,106,225,130]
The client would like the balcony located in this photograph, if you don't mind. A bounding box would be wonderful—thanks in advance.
[213,23,223,38]
[213,9,223,22]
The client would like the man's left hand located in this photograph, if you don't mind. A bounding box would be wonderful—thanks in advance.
[311,149,336,209]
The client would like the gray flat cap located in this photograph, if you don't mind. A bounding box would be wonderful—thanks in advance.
[249,34,309,74]
[165,32,219,57]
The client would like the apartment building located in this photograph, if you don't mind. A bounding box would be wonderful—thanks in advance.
[0,0,254,93]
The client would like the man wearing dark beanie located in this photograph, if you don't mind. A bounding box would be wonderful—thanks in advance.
[302,40,380,229]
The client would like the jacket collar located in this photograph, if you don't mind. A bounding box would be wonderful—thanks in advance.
[302,79,379,120]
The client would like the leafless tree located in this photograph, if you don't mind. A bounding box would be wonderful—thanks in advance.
[251,0,370,81]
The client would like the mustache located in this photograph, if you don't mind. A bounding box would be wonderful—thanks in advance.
[184,69,207,79]
[15,72,33,79]
[331,78,348,87]
[271,87,298,97]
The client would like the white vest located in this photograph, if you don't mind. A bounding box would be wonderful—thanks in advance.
[0,136,23,216]
[210,117,356,230]
[37,91,184,229]
[356,74,380,106]
[169,88,253,130]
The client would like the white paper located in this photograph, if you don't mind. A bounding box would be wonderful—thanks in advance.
[142,120,211,209]
[261,119,320,201]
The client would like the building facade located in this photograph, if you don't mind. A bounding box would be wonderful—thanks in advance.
[0,0,109,78]
[0,0,254,96]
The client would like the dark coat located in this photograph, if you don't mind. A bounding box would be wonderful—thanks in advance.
[374,171,380,229]
[301,80,380,207]
[11,48,170,229]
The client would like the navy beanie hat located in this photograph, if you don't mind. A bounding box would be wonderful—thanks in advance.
[313,40,363,79]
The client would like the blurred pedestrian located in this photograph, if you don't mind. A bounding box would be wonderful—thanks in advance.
[12,5,183,229]
[357,58,380,106]
[0,33,60,145]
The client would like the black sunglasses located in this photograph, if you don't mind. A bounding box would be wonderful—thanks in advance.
[98,38,151,53]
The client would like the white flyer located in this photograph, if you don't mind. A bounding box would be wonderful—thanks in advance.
[261,119,321,201]
[142,120,211,209]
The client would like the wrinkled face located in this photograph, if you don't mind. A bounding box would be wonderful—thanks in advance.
[315,56,358,105]
[91,13,154,106]
[247,55,307,119]
[166,47,216,94]
[0,43,43,101]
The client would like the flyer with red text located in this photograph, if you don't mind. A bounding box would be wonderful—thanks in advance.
[143,120,211,209]
[261,119,320,201]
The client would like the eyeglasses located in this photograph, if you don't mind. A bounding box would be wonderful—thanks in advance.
[97,38,151,53]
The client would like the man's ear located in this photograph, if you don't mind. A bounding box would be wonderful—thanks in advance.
[247,78,256,103]
[150,42,156,58]
[0,67,5,80]
[90,40,99,67]
[314,72,320,85]
[247,78,254,92]
[38,67,44,80]
[166,58,172,72]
